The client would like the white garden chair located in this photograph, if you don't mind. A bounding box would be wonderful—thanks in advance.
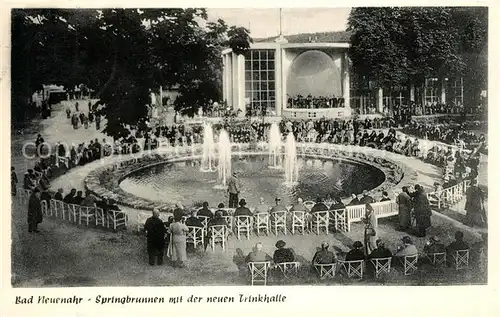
[314,263,336,280]
[95,207,106,227]
[291,211,306,235]
[254,213,270,236]
[234,216,252,240]
[247,262,272,286]
[338,259,364,279]
[209,225,227,251]
[399,254,419,275]
[79,206,96,226]
[370,257,392,278]
[426,252,446,267]
[186,226,204,249]
[66,203,79,223]
[271,211,287,235]
[276,262,300,278]
[107,210,127,230]
[452,249,470,270]
[332,208,348,232]
[311,211,329,235]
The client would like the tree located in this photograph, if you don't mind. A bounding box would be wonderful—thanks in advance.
[11,9,252,135]
[349,7,464,85]
[227,26,253,55]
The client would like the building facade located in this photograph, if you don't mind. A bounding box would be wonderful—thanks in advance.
[222,35,466,119]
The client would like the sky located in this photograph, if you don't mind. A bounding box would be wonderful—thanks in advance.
[207,8,351,39]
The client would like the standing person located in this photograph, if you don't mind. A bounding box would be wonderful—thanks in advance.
[75,101,79,112]
[144,209,167,266]
[464,179,486,228]
[65,104,71,119]
[363,204,377,255]
[227,171,240,208]
[412,184,432,237]
[11,166,18,196]
[28,189,43,233]
[168,214,189,268]
[95,113,101,130]
[396,186,412,231]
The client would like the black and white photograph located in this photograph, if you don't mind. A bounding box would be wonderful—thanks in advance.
[9,6,489,291]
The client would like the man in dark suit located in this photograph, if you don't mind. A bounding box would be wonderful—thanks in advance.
[311,197,328,213]
[28,189,43,233]
[197,201,213,219]
[63,188,77,204]
[234,199,253,217]
[379,191,391,202]
[369,239,392,258]
[273,240,295,264]
[245,242,272,263]
[348,193,361,206]
[345,241,365,261]
[312,241,336,264]
[360,190,375,204]
[144,209,167,265]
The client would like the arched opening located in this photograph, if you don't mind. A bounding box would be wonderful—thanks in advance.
[287,50,341,100]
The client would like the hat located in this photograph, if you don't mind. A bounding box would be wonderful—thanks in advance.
[402,236,412,244]
[353,241,363,249]
[275,240,286,248]
[217,203,225,208]
[239,199,246,206]
[275,197,281,202]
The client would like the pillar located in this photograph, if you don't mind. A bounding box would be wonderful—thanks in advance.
[159,86,163,107]
[226,53,233,108]
[342,52,350,109]
[236,53,246,117]
[376,88,383,113]
[410,83,415,101]
[440,78,446,104]
[222,54,227,104]
[275,48,282,116]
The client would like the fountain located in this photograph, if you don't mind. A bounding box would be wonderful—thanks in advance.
[216,129,232,188]
[200,123,216,172]
[283,132,299,186]
[268,122,282,168]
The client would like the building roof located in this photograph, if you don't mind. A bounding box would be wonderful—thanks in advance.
[254,30,352,43]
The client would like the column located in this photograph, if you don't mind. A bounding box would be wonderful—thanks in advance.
[376,88,383,113]
[440,78,446,104]
[232,52,238,111]
[275,48,282,116]
[236,53,246,116]
[342,52,350,109]
[226,53,233,108]
[222,54,227,104]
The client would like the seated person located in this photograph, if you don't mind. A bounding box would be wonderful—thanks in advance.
[290,197,307,212]
[311,197,328,213]
[359,190,375,204]
[63,188,77,204]
[81,190,98,207]
[345,241,365,261]
[446,231,470,265]
[312,241,337,264]
[379,191,391,202]
[270,197,287,214]
[273,240,296,264]
[423,236,446,254]
[185,209,204,227]
[215,202,229,216]
[73,190,84,205]
[54,188,64,201]
[254,197,270,214]
[394,236,418,257]
[245,242,272,263]
[197,201,213,219]
[329,197,345,210]
[347,193,361,206]
[368,239,392,259]
[234,199,253,217]
[207,210,228,228]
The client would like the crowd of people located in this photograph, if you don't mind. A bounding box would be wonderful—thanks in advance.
[287,95,345,109]
[65,101,102,131]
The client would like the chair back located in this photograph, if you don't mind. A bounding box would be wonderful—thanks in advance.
[312,210,329,224]
[210,225,226,240]
[41,200,48,215]
[453,249,470,270]
[339,259,364,279]
[254,213,270,227]
[330,208,347,232]
[247,261,272,285]
[370,257,392,278]
[197,215,210,227]
[276,262,300,278]
[314,263,336,279]
[426,252,446,267]
[186,226,204,248]
[291,211,306,227]
[235,216,252,228]
[403,254,419,275]
[271,211,287,225]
